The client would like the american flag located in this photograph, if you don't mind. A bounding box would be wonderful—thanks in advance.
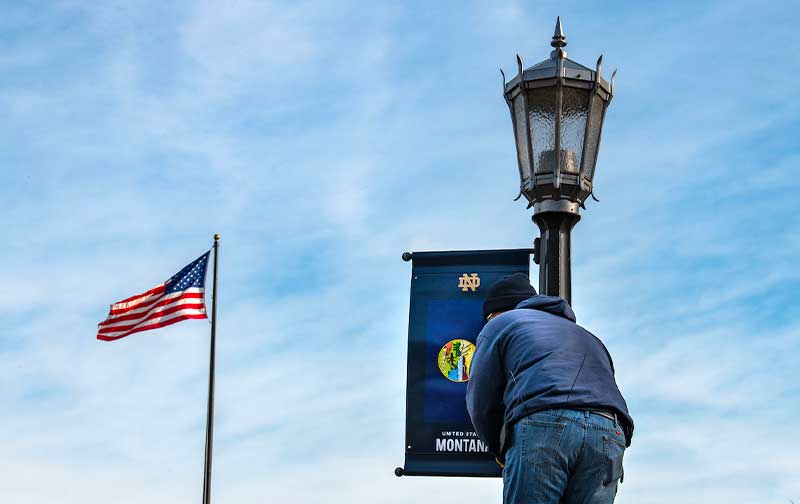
[97,252,211,341]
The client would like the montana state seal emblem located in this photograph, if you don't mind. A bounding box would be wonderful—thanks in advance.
[437,339,475,382]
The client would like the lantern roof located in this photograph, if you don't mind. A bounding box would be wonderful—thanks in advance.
[503,18,613,97]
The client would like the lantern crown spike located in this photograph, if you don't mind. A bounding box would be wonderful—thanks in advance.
[551,17,567,48]
[610,68,618,97]
[595,55,603,83]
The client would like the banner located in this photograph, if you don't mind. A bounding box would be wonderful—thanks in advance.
[397,249,533,478]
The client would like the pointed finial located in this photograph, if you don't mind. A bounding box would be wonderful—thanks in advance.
[611,69,618,96]
[516,54,524,77]
[551,16,567,48]
[595,55,603,83]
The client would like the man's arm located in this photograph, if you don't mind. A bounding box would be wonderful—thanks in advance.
[466,321,507,456]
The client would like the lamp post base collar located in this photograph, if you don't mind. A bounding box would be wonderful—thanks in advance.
[533,199,581,216]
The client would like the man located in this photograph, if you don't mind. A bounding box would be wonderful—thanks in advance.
[466,273,633,504]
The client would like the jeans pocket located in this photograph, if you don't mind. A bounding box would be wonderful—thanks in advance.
[520,416,567,464]
[602,434,625,487]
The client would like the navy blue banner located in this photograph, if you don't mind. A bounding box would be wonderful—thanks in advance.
[398,249,533,478]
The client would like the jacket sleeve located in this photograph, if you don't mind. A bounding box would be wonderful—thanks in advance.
[466,321,507,456]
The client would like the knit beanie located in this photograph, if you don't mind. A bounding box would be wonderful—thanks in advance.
[482,273,537,319]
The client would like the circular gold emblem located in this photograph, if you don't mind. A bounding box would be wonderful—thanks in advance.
[437,339,475,382]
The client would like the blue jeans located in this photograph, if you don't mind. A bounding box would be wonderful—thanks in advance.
[503,409,626,504]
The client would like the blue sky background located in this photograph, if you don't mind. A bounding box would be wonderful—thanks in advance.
[1,0,798,502]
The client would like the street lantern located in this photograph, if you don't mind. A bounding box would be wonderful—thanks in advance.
[503,17,615,304]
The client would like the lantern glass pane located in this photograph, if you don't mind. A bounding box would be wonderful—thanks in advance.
[560,87,590,174]
[512,95,532,180]
[528,87,556,174]
[581,95,607,181]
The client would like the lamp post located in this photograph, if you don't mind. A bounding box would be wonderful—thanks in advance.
[503,17,615,305]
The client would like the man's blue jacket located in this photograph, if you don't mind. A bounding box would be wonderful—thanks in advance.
[466,295,634,456]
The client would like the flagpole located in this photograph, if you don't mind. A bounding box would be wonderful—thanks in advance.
[202,234,220,504]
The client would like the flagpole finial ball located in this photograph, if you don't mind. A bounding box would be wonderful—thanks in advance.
[214,234,221,241]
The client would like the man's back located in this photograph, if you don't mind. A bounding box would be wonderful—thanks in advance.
[467,295,633,454]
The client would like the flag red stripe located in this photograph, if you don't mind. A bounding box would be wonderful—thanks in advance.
[97,313,208,341]
[112,284,167,308]
[99,299,204,329]
[109,293,165,316]
[100,292,205,326]
[98,303,207,334]
[98,306,207,336]
[97,307,207,337]
[109,288,203,316]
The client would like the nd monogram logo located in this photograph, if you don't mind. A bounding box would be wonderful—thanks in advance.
[458,273,481,292]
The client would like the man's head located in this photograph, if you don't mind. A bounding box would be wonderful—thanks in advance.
[482,273,537,320]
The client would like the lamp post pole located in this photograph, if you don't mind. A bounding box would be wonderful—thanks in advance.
[534,201,580,304]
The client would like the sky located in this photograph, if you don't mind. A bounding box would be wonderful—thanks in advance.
[1,0,798,502]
